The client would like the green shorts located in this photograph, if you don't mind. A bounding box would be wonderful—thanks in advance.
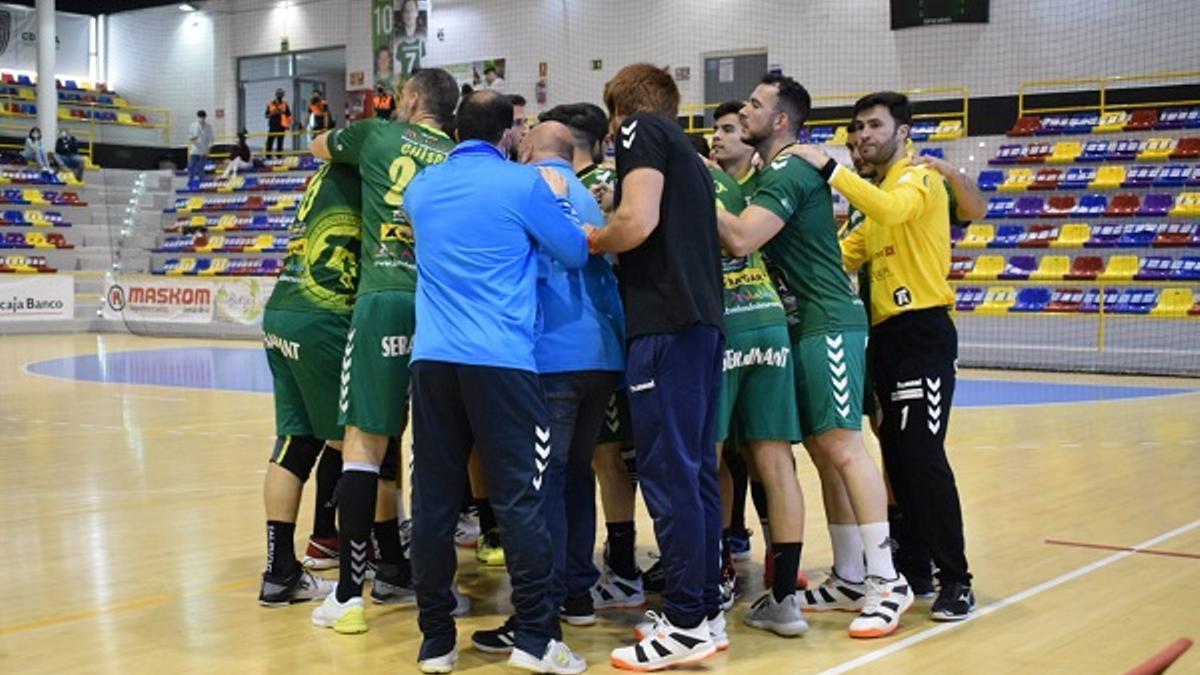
[715,323,801,443]
[337,290,415,437]
[596,389,634,447]
[792,329,868,438]
[263,307,352,441]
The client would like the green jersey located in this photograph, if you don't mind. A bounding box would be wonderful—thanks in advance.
[713,168,786,333]
[751,150,866,340]
[266,163,362,314]
[327,118,453,294]
[395,38,425,79]
[578,163,616,190]
[736,167,761,208]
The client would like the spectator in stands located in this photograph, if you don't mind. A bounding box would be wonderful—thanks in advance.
[373,83,396,120]
[187,110,215,187]
[265,88,292,156]
[483,65,506,92]
[22,127,51,172]
[221,130,254,180]
[54,129,84,181]
[308,89,332,140]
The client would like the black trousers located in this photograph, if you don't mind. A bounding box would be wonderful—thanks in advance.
[871,307,971,585]
[408,360,556,660]
[266,127,286,155]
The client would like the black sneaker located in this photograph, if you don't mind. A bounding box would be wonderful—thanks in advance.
[471,616,517,654]
[370,563,415,605]
[909,575,937,599]
[561,591,596,626]
[642,558,665,593]
[930,581,974,621]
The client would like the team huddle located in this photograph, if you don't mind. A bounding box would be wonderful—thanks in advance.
[256,63,981,674]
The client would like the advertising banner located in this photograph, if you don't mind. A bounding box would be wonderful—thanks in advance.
[104,278,214,324]
[0,5,90,76]
[0,274,73,321]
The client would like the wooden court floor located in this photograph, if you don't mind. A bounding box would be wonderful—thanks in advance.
[1,333,1197,674]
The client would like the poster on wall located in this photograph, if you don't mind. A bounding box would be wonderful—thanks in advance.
[393,0,430,85]
[436,58,508,95]
[372,0,395,86]
[0,274,73,322]
[0,5,90,76]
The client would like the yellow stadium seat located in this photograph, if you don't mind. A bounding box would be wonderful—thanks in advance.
[249,234,274,251]
[1031,255,1069,280]
[189,215,207,229]
[828,126,848,146]
[1089,165,1126,190]
[1099,255,1138,281]
[1047,141,1082,164]
[22,189,47,205]
[1170,192,1200,218]
[0,175,10,184]
[167,258,196,276]
[976,286,1018,315]
[930,120,964,140]
[7,256,36,273]
[959,224,995,249]
[57,108,71,120]
[1151,288,1195,317]
[268,197,295,213]
[1052,223,1091,248]
[184,196,204,212]
[114,97,129,108]
[25,210,46,225]
[117,112,134,125]
[285,155,300,169]
[1137,137,1175,161]
[1093,111,1129,133]
[965,255,1004,280]
[998,168,1034,193]
[17,88,34,101]
[199,257,228,276]
[217,214,238,229]
[24,231,52,249]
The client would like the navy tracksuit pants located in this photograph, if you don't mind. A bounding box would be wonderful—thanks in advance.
[408,360,556,660]
[625,325,723,628]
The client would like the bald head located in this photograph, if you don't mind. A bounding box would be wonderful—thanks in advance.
[519,121,575,164]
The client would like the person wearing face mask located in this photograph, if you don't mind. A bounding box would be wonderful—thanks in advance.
[308,89,332,140]
[373,83,396,120]
[23,127,51,172]
[265,88,293,156]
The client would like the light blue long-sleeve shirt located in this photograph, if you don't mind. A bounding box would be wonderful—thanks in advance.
[406,140,589,371]
[532,158,624,374]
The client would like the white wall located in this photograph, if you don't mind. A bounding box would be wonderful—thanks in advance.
[105,0,1200,145]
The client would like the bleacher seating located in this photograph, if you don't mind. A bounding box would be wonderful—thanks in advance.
[1046,288,1084,312]
[1012,287,1051,312]
[0,254,55,273]
[955,287,986,312]
[976,287,1018,314]
[153,256,283,277]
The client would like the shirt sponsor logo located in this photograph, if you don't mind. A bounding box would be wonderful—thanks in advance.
[893,286,912,307]
[381,335,412,357]
[724,346,790,370]
[629,379,655,392]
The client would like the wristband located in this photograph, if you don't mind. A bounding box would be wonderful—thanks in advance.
[819,157,838,182]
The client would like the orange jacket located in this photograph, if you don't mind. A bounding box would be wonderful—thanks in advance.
[266,100,292,130]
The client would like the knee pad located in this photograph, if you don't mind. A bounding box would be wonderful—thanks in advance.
[378,436,399,481]
[269,434,326,482]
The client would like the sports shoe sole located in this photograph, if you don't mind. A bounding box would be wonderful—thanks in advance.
[930,609,972,622]
[312,607,368,634]
[301,557,339,570]
[610,643,717,672]
[561,613,596,626]
[849,592,914,639]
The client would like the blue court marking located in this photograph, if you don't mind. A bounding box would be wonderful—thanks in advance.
[24,347,1195,407]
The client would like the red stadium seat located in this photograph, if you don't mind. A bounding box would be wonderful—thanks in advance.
[1008,116,1041,136]
[1125,109,1159,131]
[1065,256,1104,280]
[1105,194,1140,217]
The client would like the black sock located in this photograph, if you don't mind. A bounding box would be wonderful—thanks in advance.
[605,521,637,579]
[462,475,475,513]
[771,542,803,603]
[476,497,497,534]
[373,518,411,584]
[311,446,341,539]
[336,468,378,602]
[727,451,749,536]
[265,520,297,578]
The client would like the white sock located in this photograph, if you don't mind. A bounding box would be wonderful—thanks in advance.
[829,524,865,582]
[860,521,897,580]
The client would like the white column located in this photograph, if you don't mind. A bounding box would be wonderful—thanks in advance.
[36,0,57,141]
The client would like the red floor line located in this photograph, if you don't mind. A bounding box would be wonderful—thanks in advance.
[1045,539,1200,560]
[1124,637,1193,675]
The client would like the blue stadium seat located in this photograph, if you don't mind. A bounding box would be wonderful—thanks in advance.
[1012,287,1052,312]
[1013,196,1044,218]
[991,144,1023,165]
[955,287,986,312]
[1112,288,1158,314]
[1122,165,1160,188]
[1155,164,1191,187]
[1036,115,1069,135]
[977,170,1003,191]
[1074,194,1108,217]
[1170,257,1200,280]
[989,225,1024,248]
[1060,166,1096,189]
[1080,287,1120,313]
[1079,140,1110,162]
[1134,255,1174,280]
[1117,223,1159,247]
[919,147,945,159]
[1066,113,1099,134]
[1107,139,1141,161]
[999,255,1037,280]
[986,197,1015,219]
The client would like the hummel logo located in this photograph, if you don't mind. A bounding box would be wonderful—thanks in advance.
[630,380,655,392]
[621,120,638,149]
[771,158,788,171]
[535,426,550,443]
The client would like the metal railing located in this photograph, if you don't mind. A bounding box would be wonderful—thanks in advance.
[1017,71,1200,118]
[0,121,96,168]
[0,94,172,146]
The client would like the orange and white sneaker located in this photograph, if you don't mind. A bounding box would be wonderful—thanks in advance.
[301,536,339,571]
[614,611,715,671]
[797,570,867,612]
[848,574,914,639]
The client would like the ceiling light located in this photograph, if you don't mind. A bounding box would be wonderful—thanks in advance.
[179,3,197,11]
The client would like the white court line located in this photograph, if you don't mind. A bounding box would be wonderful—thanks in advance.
[120,394,186,402]
[816,518,1200,675]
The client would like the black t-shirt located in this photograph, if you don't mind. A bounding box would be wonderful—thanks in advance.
[614,112,724,338]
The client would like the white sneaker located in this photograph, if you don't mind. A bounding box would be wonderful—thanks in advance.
[707,610,730,651]
[419,648,458,674]
[258,568,335,607]
[590,571,646,609]
[848,575,914,639]
[454,510,480,548]
[613,611,715,671]
[797,571,867,612]
[452,586,471,617]
[743,592,809,637]
[509,639,586,674]
[311,594,368,634]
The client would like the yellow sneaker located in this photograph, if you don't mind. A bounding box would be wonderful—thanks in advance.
[311,593,368,634]
[476,528,506,566]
